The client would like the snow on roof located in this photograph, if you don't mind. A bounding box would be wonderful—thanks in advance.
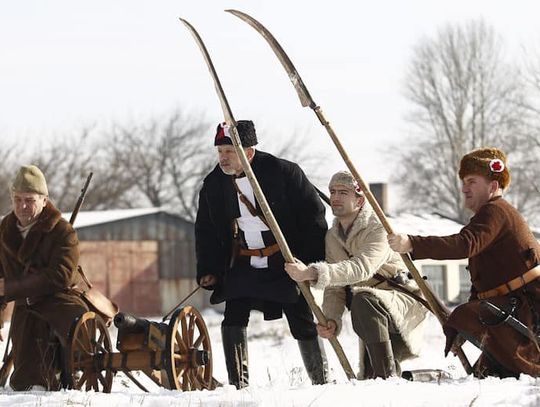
[388,213,464,236]
[323,203,465,237]
[62,207,165,228]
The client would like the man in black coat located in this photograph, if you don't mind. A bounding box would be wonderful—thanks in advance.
[196,120,328,388]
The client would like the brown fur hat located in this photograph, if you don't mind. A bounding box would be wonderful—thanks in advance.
[458,147,510,189]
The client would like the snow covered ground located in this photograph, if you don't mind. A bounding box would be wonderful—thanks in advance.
[1,307,539,406]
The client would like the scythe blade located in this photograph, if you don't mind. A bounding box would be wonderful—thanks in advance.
[178,17,355,380]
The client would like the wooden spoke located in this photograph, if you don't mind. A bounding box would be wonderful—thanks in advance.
[192,333,204,349]
[75,337,91,355]
[67,312,113,393]
[81,323,92,349]
[181,370,190,391]
[97,373,107,389]
[187,315,196,347]
[76,371,88,388]
[175,332,188,353]
[174,354,188,363]
[165,306,213,391]
[97,330,105,346]
[181,317,188,345]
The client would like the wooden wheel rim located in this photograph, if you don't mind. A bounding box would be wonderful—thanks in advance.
[165,306,212,391]
[67,311,114,393]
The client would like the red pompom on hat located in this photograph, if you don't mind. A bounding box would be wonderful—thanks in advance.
[458,147,511,189]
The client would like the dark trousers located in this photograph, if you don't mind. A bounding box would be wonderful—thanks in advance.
[350,291,398,344]
[222,296,317,340]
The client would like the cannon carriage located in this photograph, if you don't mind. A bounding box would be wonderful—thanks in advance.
[66,306,215,393]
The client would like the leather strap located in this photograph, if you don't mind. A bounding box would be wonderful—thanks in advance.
[478,265,540,300]
[238,243,280,258]
[372,274,432,312]
[232,177,269,227]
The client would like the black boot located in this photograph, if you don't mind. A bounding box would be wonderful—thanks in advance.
[366,341,397,379]
[297,338,328,385]
[221,325,249,388]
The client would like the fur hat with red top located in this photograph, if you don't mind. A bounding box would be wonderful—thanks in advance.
[214,120,257,147]
[458,147,511,189]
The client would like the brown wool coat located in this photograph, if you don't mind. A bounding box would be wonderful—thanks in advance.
[410,196,540,376]
[0,201,88,390]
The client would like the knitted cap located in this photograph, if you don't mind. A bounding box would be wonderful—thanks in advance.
[11,165,48,196]
[459,147,510,189]
[214,120,257,147]
[328,171,362,195]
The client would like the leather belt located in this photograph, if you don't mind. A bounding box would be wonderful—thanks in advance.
[477,265,540,300]
[238,243,280,258]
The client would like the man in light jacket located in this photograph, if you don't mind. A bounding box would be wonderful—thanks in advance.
[286,171,427,379]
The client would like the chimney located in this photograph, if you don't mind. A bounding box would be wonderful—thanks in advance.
[368,183,388,215]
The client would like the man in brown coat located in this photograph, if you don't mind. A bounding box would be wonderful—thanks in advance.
[388,147,540,378]
[0,165,88,390]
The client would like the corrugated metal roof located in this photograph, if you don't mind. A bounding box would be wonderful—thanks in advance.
[62,207,166,228]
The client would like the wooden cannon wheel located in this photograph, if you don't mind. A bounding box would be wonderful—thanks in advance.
[164,306,213,391]
[66,311,114,392]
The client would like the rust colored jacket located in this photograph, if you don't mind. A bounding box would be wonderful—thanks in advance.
[409,196,540,376]
[0,201,81,305]
[0,201,88,390]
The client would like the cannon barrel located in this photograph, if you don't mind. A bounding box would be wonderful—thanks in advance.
[114,312,150,332]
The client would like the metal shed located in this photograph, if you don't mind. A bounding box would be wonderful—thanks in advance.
[67,208,210,316]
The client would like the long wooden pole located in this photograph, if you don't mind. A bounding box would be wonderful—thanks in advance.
[226,9,473,375]
[179,18,356,380]
[312,107,473,374]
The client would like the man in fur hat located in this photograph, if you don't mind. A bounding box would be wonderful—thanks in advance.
[388,147,540,378]
[0,165,88,390]
[196,121,328,388]
[285,171,427,379]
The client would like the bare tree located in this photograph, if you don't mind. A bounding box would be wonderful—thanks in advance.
[515,45,540,223]
[396,20,529,223]
[106,110,213,221]
[0,144,19,215]
[26,126,134,212]
[0,113,325,222]
[262,129,325,185]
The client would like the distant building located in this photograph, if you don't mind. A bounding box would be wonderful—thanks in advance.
[64,208,209,317]
[389,213,470,304]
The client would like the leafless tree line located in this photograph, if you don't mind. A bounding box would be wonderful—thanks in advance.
[396,20,540,224]
[0,112,323,221]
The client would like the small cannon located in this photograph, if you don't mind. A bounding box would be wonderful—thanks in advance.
[65,306,214,392]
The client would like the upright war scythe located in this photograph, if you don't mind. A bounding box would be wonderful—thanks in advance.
[226,9,473,375]
[178,18,355,380]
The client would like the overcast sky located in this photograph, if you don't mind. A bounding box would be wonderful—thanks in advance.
[1,0,539,206]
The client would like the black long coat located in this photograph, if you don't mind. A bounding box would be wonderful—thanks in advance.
[195,150,327,304]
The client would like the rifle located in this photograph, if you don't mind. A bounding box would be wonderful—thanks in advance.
[0,172,94,387]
